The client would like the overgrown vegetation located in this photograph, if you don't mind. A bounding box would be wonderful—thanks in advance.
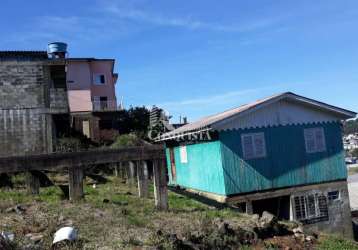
[1,174,358,249]
[344,119,358,135]
[110,133,149,149]
[352,148,358,158]
[109,106,150,139]
[318,235,358,249]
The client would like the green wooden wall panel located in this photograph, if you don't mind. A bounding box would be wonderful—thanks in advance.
[166,141,226,195]
[219,122,347,195]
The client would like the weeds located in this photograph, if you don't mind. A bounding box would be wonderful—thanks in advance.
[1,175,358,249]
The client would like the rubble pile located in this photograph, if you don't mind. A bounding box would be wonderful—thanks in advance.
[152,211,318,250]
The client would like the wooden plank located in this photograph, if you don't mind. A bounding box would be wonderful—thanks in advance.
[137,161,149,198]
[26,171,40,195]
[0,146,165,174]
[69,166,84,201]
[127,161,136,186]
[153,159,168,210]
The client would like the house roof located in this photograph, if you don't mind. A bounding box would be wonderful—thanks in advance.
[0,51,48,59]
[159,92,357,141]
[67,58,115,62]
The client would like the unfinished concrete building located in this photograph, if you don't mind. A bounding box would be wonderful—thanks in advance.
[0,50,69,157]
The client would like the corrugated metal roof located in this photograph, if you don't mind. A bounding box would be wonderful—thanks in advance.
[159,92,357,141]
[0,51,48,58]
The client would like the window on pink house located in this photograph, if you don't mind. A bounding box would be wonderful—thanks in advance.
[94,74,106,85]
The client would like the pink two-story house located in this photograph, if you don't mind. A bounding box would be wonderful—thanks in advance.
[66,58,119,142]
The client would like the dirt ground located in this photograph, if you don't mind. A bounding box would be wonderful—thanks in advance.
[0,174,357,249]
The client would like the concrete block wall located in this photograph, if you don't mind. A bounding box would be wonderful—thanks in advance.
[293,181,353,239]
[0,61,47,109]
[0,109,51,157]
[50,88,69,113]
[0,60,53,157]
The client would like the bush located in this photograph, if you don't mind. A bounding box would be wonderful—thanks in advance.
[352,148,358,158]
[54,137,88,152]
[110,134,148,148]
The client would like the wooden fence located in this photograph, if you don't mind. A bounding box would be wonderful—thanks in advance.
[0,146,168,210]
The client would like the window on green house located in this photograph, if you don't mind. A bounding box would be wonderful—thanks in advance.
[241,132,266,159]
[304,127,326,153]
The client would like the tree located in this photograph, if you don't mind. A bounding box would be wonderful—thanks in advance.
[344,119,358,135]
[352,148,358,158]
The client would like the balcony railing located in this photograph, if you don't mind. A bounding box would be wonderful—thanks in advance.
[92,100,118,111]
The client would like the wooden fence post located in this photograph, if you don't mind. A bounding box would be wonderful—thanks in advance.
[153,159,168,210]
[137,161,149,198]
[26,171,40,195]
[120,162,126,179]
[114,163,119,177]
[69,166,84,201]
[128,161,136,186]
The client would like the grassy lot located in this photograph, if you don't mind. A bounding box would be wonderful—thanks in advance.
[0,174,358,249]
[349,166,358,176]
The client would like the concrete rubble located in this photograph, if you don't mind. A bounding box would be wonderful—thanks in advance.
[151,211,318,249]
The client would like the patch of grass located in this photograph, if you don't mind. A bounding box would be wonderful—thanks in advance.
[318,235,358,250]
[169,192,207,211]
[11,173,26,186]
[0,188,31,205]
[0,175,251,249]
[37,186,63,203]
[349,167,358,176]
[126,213,149,227]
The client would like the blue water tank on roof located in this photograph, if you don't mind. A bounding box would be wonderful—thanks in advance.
[48,42,67,58]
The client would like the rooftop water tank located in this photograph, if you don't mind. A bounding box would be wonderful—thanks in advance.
[47,42,68,58]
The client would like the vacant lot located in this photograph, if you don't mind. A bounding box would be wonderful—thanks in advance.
[0,174,358,249]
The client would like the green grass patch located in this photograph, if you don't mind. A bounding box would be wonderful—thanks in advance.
[349,167,358,176]
[318,235,358,250]
[0,188,32,205]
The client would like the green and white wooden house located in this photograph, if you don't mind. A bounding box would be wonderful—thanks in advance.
[159,92,356,201]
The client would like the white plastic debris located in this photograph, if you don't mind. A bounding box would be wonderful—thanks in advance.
[92,184,97,189]
[1,232,15,241]
[53,227,77,244]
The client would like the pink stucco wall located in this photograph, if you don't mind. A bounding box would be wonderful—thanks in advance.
[67,90,92,112]
[66,59,117,112]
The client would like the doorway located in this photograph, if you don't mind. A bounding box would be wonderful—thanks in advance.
[252,195,290,220]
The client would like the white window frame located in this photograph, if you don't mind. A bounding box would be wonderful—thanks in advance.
[93,73,106,85]
[293,193,328,221]
[241,132,266,160]
[328,190,340,201]
[179,145,188,164]
[304,127,326,153]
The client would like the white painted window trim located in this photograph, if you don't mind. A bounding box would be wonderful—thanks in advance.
[93,73,106,85]
[179,145,188,164]
[293,193,328,221]
[304,127,326,153]
[241,132,266,160]
[328,190,340,201]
